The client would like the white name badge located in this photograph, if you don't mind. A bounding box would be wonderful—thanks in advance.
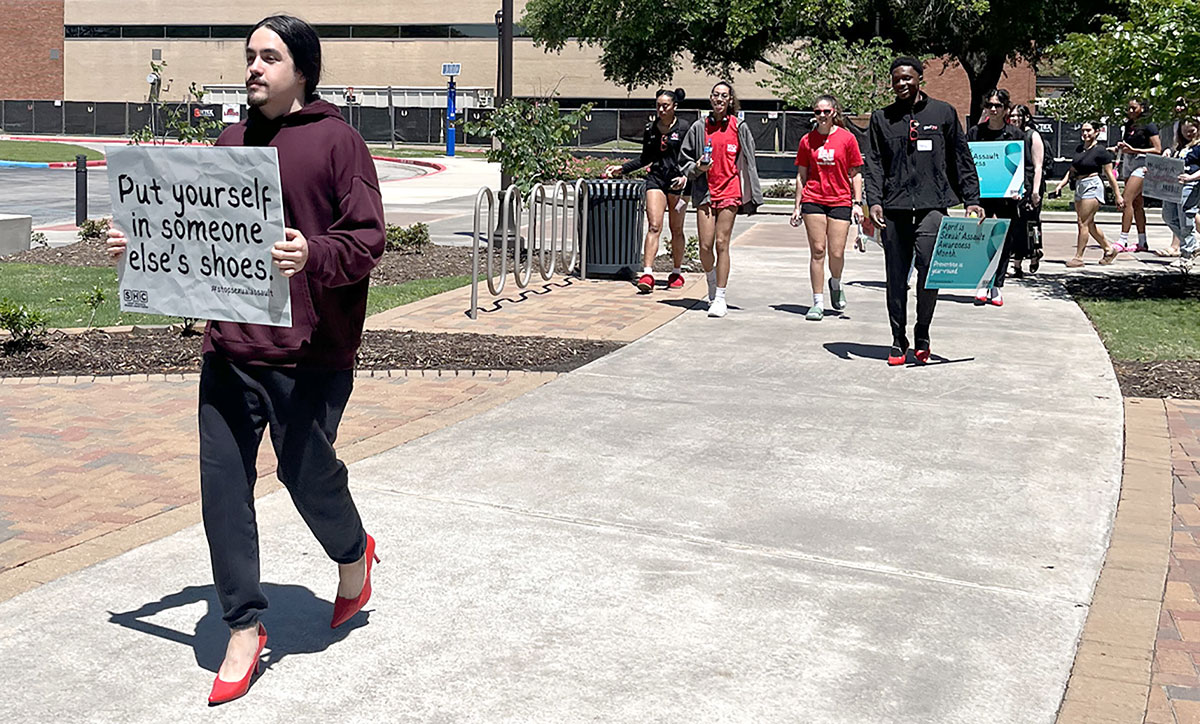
[917,139,933,152]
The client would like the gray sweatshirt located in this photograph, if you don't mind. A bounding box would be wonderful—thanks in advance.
[679,115,764,214]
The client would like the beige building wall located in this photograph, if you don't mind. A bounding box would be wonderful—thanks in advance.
[65,0,523,24]
[62,0,775,103]
[65,39,775,103]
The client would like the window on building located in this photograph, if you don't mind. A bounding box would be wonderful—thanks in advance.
[65,26,120,38]
[209,25,253,39]
[166,26,210,39]
[449,24,498,38]
[121,25,165,38]
[351,25,400,39]
[313,25,351,38]
[401,25,449,38]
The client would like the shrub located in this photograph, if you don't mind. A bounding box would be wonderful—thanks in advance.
[464,98,593,194]
[81,285,105,329]
[78,217,110,243]
[557,156,646,181]
[764,180,796,199]
[0,298,47,351]
[29,231,48,249]
[385,222,431,253]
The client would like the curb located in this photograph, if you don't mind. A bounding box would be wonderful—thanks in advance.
[370,154,446,177]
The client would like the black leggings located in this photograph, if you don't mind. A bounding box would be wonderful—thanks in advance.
[199,353,366,629]
[883,209,945,347]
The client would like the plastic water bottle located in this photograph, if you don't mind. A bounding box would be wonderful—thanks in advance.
[701,143,712,166]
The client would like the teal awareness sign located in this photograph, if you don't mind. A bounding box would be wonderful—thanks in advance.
[970,141,1025,199]
[926,217,1011,290]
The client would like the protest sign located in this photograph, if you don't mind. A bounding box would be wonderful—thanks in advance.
[926,217,1011,290]
[107,145,290,326]
[970,141,1025,199]
[1143,154,1184,202]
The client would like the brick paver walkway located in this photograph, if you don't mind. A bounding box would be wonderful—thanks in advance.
[0,371,553,599]
[367,268,705,341]
[1150,400,1200,723]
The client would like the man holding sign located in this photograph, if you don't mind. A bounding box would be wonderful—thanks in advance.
[865,57,983,366]
[107,15,386,705]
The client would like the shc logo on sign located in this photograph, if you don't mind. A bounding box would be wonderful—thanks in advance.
[123,288,149,308]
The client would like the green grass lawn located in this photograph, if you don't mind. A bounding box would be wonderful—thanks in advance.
[1075,296,1200,361]
[0,140,104,163]
[365,275,470,316]
[0,263,470,329]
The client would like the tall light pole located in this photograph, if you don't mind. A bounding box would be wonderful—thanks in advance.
[496,1,514,190]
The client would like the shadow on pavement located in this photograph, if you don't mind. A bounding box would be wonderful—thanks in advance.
[823,341,975,366]
[823,342,890,360]
[770,304,848,318]
[656,298,703,309]
[108,583,368,673]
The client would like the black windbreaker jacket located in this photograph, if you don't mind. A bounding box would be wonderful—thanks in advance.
[864,93,981,211]
[620,117,689,179]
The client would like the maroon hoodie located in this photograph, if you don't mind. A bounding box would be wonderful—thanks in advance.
[201,99,385,369]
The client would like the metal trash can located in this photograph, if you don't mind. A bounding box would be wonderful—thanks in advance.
[582,179,645,277]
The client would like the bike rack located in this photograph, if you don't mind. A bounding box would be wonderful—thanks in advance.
[470,180,588,319]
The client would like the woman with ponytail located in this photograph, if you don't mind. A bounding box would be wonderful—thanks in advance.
[606,88,691,292]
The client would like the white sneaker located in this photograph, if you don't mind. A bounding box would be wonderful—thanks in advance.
[708,297,728,317]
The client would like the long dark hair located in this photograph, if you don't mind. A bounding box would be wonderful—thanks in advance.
[1010,104,1032,131]
[813,94,846,128]
[247,15,323,100]
[712,81,740,115]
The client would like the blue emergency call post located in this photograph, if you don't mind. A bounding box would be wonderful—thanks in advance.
[442,62,461,157]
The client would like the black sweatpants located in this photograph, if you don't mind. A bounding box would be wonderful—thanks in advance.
[199,353,366,629]
[981,198,1020,287]
[883,209,945,348]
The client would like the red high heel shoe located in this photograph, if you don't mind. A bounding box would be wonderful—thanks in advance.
[331,533,380,629]
[207,623,267,706]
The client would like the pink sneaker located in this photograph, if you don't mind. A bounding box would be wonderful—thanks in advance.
[636,274,654,292]
[667,272,684,289]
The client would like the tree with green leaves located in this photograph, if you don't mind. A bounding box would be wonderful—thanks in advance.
[762,37,900,114]
[464,99,592,193]
[522,0,851,89]
[1044,0,1200,123]
[523,0,1125,121]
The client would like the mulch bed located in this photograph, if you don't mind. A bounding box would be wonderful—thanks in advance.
[3,237,477,286]
[1111,361,1200,399]
[0,328,622,377]
[1063,272,1200,399]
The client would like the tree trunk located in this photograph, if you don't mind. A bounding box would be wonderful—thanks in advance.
[965,54,1010,127]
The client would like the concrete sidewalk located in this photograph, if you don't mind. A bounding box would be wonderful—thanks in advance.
[0,219,1122,722]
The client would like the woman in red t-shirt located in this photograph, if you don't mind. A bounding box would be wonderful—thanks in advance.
[789,94,864,321]
[679,80,763,318]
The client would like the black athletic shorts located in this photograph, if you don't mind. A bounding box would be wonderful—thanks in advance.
[646,170,689,196]
[800,202,852,221]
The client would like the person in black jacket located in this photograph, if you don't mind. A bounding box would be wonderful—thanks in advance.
[866,57,984,366]
[606,88,690,292]
[966,88,1034,307]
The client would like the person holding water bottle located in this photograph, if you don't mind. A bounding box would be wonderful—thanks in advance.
[679,80,763,318]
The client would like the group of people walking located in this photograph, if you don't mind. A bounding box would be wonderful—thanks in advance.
[615,60,1199,365]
